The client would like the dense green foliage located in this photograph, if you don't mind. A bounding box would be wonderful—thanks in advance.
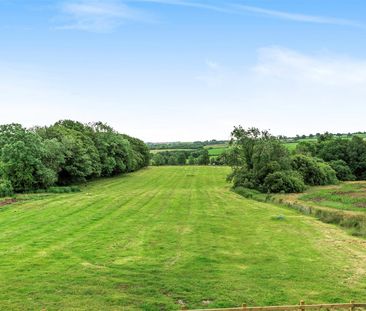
[295,134,366,181]
[0,121,149,196]
[263,171,306,193]
[1,167,366,309]
[150,149,211,166]
[291,154,337,186]
[0,178,13,197]
[228,126,337,193]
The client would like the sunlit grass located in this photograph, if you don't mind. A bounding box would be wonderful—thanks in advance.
[0,167,366,310]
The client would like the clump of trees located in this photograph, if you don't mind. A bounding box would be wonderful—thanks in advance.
[0,120,149,196]
[151,149,211,166]
[295,133,366,181]
[227,126,337,193]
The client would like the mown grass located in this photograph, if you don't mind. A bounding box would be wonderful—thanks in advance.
[1,167,366,310]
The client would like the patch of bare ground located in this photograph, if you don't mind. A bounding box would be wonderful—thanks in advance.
[330,190,366,198]
[0,198,17,207]
[355,202,366,208]
[310,197,326,202]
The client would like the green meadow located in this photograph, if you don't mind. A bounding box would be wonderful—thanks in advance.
[1,166,366,310]
[299,182,366,213]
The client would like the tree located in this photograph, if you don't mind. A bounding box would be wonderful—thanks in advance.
[0,124,57,191]
[188,155,195,165]
[347,136,366,180]
[177,152,187,165]
[263,171,306,193]
[329,160,355,181]
[228,126,302,193]
[291,154,337,186]
[196,150,209,165]
[152,153,165,166]
[38,123,101,184]
[167,155,178,165]
[228,126,339,193]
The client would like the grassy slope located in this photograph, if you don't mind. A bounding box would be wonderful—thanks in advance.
[0,167,366,310]
[298,182,366,212]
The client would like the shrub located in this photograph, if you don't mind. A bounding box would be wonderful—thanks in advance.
[329,160,355,181]
[263,171,306,193]
[0,178,14,197]
[291,154,338,186]
[318,161,338,185]
[228,168,256,189]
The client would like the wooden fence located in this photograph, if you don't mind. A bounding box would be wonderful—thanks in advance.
[184,301,366,311]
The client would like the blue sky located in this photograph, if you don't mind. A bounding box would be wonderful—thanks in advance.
[1,0,366,141]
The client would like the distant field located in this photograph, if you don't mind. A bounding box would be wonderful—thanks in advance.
[149,148,195,154]
[204,144,228,156]
[284,142,298,151]
[1,167,366,310]
[284,135,366,152]
[207,147,227,156]
[150,135,366,155]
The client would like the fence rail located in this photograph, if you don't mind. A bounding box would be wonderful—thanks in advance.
[185,301,366,311]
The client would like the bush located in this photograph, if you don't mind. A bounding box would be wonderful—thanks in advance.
[291,154,338,186]
[329,160,355,181]
[318,161,338,185]
[228,168,256,189]
[263,171,306,193]
[0,178,14,197]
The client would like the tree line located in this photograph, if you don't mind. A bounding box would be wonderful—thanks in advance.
[227,126,366,193]
[0,120,149,197]
[151,149,211,166]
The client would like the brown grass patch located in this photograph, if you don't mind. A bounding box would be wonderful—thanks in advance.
[0,198,17,207]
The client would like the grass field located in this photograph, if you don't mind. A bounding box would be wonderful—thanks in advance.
[149,149,195,154]
[1,167,366,310]
[299,182,366,212]
[207,147,227,156]
[204,144,228,157]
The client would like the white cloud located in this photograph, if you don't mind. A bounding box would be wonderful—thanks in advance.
[57,0,151,32]
[254,46,366,86]
[195,60,227,87]
[193,47,366,137]
[2,47,366,141]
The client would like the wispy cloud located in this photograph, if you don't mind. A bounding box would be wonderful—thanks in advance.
[234,5,363,27]
[57,0,151,32]
[254,46,366,86]
[130,0,233,13]
[133,0,363,28]
[55,0,364,32]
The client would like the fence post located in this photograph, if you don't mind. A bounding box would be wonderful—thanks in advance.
[300,300,305,311]
[350,300,355,311]
[242,303,247,311]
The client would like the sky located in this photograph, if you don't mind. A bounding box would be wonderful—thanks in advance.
[0,0,366,142]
